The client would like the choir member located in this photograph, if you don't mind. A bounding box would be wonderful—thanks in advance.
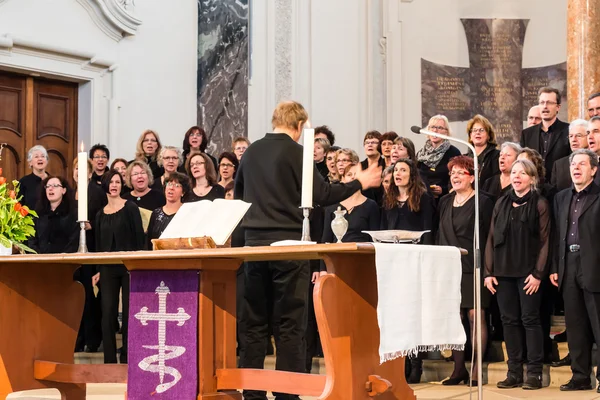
[382,165,393,194]
[147,172,190,248]
[234,100,381,400]
[123,160,166,212]
[18,145,49,210]
[89,144,110,185]
[156,146,183,189]
[520,87,570,183]
[30,176,78,254]
[588,92,600,119]
[133,129,164,180]
[182,126,218,170]
[110,158,128,181]
[551,119,589,191]
[325,146,341,183]
[336,148,360,179]
[314,138,330,179]
[184,151,225,202]
[518,148,556,202]
[437,156,494,386]
[381,131,399,167]
[232,136,251,161]
[390,137,417,165]
[218,152,239,189]
[484,159,550,390]
[466,114,500,184]
[526,105,542,127]
[94,170,146,364]
[417,115,461,199]
[482,142,522,201]
[314,125,335,146]
[551,149,600,392]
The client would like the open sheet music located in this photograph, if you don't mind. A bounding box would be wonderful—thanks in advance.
[159,199,251,246]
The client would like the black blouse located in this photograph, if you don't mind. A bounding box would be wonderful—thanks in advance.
[481,174,511,202]
[467,144,500,185]
[417,145,461,196]
[18,173,44,211]
[123,189,166,212]
[183,185,226,203]
[321,198,380,244]
[30,201,79,254]
[380,192,435,244]
[437,193,494,274]
[484,192,551,279]
[146,207,177,249]
[95,201,146,252]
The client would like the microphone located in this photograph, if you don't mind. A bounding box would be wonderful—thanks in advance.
[410,125,423,134]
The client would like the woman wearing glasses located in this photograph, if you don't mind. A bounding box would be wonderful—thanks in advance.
[437,156,494,386]
[89,144,110,185]
[122,160,166,212]
[29,176,78,254]
[133,129,164,180]
[218,152,239,189]
[417,115,461,200]
[465,115,500,185]
[156,146,183,190]
[335,148,360,178]
[147,172,191,248]
[184,151,225,202]
[182,126,218,171]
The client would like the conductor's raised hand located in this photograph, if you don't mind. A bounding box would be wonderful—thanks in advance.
[355,163,382,190]
[484,276,498,294]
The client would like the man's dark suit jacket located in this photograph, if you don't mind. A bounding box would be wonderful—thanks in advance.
[552,182,600,292]
[520,119,570,183]
[550,155,572,192]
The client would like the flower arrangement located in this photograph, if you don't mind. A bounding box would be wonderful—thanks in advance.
[0,143,37,253]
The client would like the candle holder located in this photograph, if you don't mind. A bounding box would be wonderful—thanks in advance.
[300,207,312,242]
[77,221,88,253]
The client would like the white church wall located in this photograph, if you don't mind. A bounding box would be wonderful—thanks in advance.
[0,0,197,160]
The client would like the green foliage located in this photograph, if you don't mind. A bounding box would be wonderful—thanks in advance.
[0,176,38,254]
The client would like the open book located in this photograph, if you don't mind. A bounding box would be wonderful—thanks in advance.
[159,199,251,246]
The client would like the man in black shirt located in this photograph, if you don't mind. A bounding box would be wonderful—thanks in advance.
[235,101,381,400]
[520,87,570,183]
[551,149,600,392]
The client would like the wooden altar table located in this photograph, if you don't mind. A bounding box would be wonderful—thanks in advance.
[0,243,418,400]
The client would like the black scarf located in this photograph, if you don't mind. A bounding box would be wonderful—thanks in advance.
[493,189,539,248]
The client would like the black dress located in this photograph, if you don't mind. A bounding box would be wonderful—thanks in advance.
[123,189,166,212]
[146,207,177,249]
[29,201,79,254]
[18,173,45,211]
[482,174,511,202]
[380,192,435,244]
[437,193,494,308]
[183,185,225,202]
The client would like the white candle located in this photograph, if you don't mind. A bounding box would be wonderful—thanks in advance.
[301,128,315,208]
[77,145,88,221]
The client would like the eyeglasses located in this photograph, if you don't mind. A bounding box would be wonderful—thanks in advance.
[569,133,587,139]
[163,156,179,161]
[234,146,247,151]
[143,138,157,143]
[429,125,448,131]
[190,161,206,167]
[337,158,351,164]
[220,163,235,168]
[131,171,148,177]
[539,101,558,106]
[364,140,379,146]
[449,170,471,176]
[189,132,203,137]
[166,182,182,188]
[45,184,63,189]
[470,128,486,134]
[93,155,108,160]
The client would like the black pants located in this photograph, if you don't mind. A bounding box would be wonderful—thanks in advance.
[239,239,309,400]
[563,252,600,381]
[496,276,543,377]
[99,265,129,364]
[74,265,102,351]
[540,278,558,360]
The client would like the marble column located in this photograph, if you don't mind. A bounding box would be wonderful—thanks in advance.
[198,0,249,156]
[567,0,600,120]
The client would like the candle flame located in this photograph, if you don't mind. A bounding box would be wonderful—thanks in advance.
[80,141,84,152]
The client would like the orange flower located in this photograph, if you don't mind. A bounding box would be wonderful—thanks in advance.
[0,177,5,185]
[14,203,22,212]
[8,190,15,199]
[20,207,29,217]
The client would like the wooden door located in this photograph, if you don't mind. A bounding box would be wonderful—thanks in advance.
[0,71,78,182]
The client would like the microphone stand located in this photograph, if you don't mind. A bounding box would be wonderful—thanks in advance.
[411,126,483,399]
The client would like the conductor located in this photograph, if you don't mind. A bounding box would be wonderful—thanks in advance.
[234,100,382,400]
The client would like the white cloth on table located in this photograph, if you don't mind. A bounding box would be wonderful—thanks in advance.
[374,243,466,363]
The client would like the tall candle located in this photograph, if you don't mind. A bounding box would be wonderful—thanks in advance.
[77,144,88,221]
[301,128,315,208]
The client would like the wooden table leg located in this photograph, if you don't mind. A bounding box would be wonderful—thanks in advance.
[314,253,415,400]
[0,263,85,400]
